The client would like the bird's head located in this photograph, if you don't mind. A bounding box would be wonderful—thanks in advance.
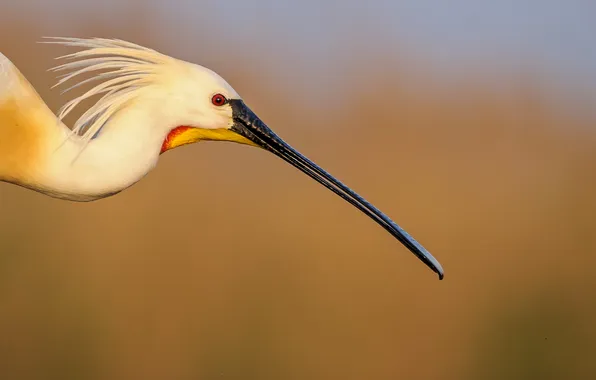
[155,62,257,153]
[50,38,444,280]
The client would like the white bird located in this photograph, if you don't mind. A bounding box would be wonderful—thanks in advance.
[0,37,443,279]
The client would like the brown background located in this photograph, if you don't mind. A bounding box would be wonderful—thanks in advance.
[0,2,595,379]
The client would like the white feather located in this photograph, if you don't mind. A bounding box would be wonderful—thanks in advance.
[42,37,177,153]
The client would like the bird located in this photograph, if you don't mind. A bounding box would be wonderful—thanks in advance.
[0,37,443,280]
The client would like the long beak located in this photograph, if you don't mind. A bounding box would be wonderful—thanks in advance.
[229,99,444,280]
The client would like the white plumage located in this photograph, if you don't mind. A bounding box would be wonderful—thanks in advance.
[0,37,240,201]
[47,38,175,145]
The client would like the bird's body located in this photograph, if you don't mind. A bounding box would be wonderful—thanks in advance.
[0,58,157,201]
[0,38,444,279]
[0,40,230,201]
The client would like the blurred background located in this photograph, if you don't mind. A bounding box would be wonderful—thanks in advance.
[1,1,595,379]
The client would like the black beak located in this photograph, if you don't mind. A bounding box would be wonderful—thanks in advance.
[229,99,444,280]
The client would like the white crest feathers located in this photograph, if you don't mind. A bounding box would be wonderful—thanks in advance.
[43,37,177,146]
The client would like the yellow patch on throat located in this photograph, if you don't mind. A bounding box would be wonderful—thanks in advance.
[160,126,257,154]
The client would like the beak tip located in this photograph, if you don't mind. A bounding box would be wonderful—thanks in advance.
[424,254,444,280]
[434,261,444,280]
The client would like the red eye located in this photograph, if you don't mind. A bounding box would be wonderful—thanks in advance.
[211,93,227,106]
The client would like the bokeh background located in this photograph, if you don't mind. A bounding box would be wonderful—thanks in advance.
[1,1,595,379]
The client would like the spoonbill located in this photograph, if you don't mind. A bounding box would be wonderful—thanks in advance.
[0,37,443,279]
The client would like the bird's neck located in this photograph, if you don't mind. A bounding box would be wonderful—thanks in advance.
[0,59,168,201]
[0,99,169,202]
[36,105,168,201]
